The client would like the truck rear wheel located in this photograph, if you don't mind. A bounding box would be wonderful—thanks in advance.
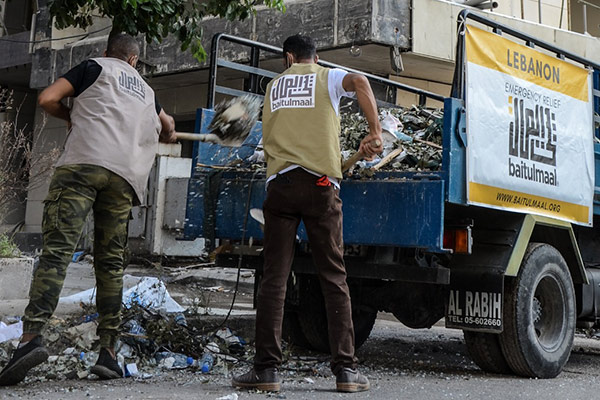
[463,331,512,374]
[296,276,376,353]
[499,243,575,378]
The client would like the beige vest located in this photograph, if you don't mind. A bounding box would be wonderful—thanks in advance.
[56,57,161,204]
[263,63,342,179]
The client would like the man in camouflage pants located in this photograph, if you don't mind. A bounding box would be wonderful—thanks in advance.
[0,33,176,385]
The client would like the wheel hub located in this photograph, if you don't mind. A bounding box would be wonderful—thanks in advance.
[532,274,566,352]
[532,297,542,324]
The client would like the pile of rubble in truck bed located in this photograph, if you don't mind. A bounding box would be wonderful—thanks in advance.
[339,104,444,174]
[240,104,444,175]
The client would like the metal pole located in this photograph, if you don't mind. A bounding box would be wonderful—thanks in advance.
[520,0,525,19]
[207,33,223,109]
[559,0,565,28]
[583,4,588,34]
[538,0,542,23]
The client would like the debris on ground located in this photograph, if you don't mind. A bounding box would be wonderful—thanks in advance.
[0,300,252,384]
[0,320,22,343]
[60,275,185,313]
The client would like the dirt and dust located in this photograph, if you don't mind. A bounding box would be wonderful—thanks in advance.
[3,263,600,400]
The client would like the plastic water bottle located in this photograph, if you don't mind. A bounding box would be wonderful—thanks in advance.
[200,352,214,373]
[174,313,188,327]
[186,356,196,367]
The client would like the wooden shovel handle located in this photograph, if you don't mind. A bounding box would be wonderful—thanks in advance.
[342,151,365,172]
[175,132,212,142]
[342,139,382,172]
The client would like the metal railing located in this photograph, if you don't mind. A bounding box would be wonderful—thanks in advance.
[206,33,445,110]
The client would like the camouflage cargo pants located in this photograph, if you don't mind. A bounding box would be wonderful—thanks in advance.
[23,164,135,348]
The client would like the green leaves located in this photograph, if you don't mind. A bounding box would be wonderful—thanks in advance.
[47,0,286,62]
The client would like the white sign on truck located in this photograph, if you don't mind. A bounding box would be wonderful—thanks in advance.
[465,25,594,226]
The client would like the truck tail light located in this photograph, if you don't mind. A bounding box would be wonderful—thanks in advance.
[443,227,472,254]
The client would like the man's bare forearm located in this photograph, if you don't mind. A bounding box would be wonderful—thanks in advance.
[40,101,71,123]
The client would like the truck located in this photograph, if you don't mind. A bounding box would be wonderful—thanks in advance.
[181,10,600,379]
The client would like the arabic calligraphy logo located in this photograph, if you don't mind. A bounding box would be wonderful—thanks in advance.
[509,96,557,166]
[270,73,316,112]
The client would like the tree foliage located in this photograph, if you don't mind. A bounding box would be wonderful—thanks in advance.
[48,0,286,61]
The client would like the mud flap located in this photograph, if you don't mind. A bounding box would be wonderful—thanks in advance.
[446,268,504,332]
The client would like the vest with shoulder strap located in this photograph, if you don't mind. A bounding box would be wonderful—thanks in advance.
[263,63,343,179]
[56,57,161,204]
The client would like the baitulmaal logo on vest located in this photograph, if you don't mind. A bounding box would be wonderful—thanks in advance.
[117,70,146,102]
[270,73,316,112]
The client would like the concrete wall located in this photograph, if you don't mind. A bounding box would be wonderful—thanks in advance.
[29,0,412,89]
[412,0,600,64]
[494,0,569,29]
[23,106,66,233]
[0,90,37,229]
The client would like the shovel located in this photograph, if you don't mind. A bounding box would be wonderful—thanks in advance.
[342,139,382,172]
[175,95,262,147]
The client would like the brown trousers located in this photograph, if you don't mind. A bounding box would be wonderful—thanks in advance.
[254,168,357,373]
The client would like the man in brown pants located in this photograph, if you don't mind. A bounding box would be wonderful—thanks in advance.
[232,34,382,393]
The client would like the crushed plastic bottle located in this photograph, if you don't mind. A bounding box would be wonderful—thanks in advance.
[79,351,98,368]
[155,351,191,369]
[216,327,246,354]
[125,320,146,336]
[174,313,188,327]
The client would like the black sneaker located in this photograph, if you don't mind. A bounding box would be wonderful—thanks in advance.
[336,367,370,393]
[90,348,122,380]
[232,367,281,392]
[0,336,49,386]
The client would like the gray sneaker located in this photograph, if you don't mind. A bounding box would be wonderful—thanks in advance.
[336,367,370,393]
[232,367,281,392]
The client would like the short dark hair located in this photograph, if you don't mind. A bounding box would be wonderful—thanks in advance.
[106,33,139,61]
[282,34,316,60]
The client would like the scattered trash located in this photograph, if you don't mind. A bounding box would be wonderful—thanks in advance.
[60,275,186,313]
[156,351,191,370]
[66,321,98,349]
[0,321,22,343]
[174,313,188,327]
[303,377,315,384]
[0,268,261,385]
[80,313,99,323]
[125,363,139,377]
[201,342,218,373]
[216,394,238,400]
[72,250,85,262]
[216,327,245,355]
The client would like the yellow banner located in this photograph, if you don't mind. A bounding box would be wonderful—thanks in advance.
[469,182,590,224]
[465,25,589,101]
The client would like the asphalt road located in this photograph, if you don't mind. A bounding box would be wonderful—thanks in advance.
[2,264,600,399]
[3,318,600,400]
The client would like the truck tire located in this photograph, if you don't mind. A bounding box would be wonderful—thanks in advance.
[297,276,376,353]
[499,243,575,378]
[463,331,512,374]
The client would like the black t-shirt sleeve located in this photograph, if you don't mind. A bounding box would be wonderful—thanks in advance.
[61,60,102,97]
[63,59,162,116]
[155,94,162,115]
